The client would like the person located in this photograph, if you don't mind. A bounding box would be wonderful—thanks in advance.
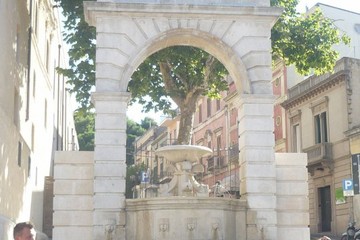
[13,222,34,240]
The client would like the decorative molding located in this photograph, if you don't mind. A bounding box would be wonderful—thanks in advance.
[158,218,169,232]
[309,96,329,115]
[91,91,131,103]
[186,218,197,231]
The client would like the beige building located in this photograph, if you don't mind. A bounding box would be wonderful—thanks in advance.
[132,117,180,195]
[282,57,360,235]
[275,4,360,237]
[0,0,78,239]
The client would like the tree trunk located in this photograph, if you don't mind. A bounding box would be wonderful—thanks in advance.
[177,100,198,145]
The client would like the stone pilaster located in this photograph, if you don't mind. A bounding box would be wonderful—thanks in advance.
[92,91,130,240]
[238,94,277,240]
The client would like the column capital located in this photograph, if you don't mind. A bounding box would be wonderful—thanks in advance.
[91,91,131,104]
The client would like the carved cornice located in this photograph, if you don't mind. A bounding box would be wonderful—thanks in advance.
[281,71,348,110]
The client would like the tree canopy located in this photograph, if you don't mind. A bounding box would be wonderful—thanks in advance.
[55,0,350,111]
[271,0,350,75]
[129,46,228,144]
[56,0,350,143]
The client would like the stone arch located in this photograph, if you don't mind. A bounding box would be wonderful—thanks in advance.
[122,28,251,94]
[82,2,291,240]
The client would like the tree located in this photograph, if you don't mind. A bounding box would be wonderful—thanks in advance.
[74,110,95,150]
[140,117,158,130]
[129,46,228,144]
[74,109,155,164]
[271,0,350,75]
[126,118,157,165]
[125,163,147,198]
[55,0,96,111]
[56,0,350,142]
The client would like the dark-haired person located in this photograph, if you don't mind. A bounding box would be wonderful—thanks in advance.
[13,222,34,240]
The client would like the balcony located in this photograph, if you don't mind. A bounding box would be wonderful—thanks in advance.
[303,142,333,175]
[207,156,226,171]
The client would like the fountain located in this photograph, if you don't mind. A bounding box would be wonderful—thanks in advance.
[155,145,212,197]
[125,145,247,240]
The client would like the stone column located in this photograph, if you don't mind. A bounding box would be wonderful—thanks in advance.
[92,91,130,240]
[238,94,277,240]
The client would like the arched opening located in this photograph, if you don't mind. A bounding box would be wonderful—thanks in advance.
[122,29,251,95]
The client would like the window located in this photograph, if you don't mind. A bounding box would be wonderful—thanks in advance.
[198,104,202,123]
[216,135,221,155]
[274,77,281,87]
[31,124,35,151]
[293,124,301,153]
[216,99,221,111]
[46,41,50,72]
[17,142,22,167]
[28,157,31,177]
[207,141,212,149]
[314,112,328,144]
[14,88,20,127]
[207,98,211,117]
[290,110,301,153]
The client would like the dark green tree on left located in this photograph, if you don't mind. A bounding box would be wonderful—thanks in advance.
[74,111,156,165]
[74,111,95,151]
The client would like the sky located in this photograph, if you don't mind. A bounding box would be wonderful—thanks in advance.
[126,0,360,124]
[297,0,360,13]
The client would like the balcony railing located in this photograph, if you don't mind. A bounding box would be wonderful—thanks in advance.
[303,142,333,175]
[208,156,226,171]
[228,145,239,163]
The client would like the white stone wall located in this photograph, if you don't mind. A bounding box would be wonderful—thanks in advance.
[0,0,78,238]
[276,153,310,240]
[0,216,14,240]
[53,151,94,240]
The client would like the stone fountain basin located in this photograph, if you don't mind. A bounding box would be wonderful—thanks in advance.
[155,145,212,163]
[126,197,247,240]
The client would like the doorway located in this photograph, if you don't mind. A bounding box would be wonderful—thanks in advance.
[318,186,332,232]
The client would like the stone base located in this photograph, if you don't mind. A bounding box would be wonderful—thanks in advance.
[126,197,247,240]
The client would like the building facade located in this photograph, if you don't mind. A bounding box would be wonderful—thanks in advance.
[192,81,240,197]
[273,4,360,237]
[282,57,360,235]
[0,0,78,239]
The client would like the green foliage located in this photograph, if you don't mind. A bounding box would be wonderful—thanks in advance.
[271,0,350,75]
[55,0,96,110]
[141,117,158,130]
[74,110,95,151]
[128,46,228,117]
[58,0,350,113]
[125,163,147,199]
[127,119,147,165]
